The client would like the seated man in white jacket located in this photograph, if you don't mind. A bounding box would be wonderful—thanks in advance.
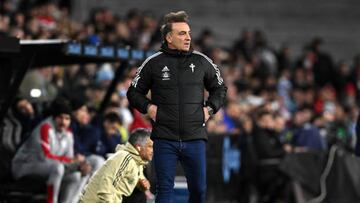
[79,128,153,203]
[12,98,91,203]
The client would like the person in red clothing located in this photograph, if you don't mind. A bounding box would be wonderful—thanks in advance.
[129,109,152,132]
[12,98,91,203]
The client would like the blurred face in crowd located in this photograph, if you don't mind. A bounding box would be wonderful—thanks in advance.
[166,22,191,51]
[226,102,241,119]
[103,120,119,136]
[294,111,303,126]
[16,99,34,117]
[226,84,239,103]
[335,104,345,121]
[54,113,71,132]
[302,109,313,122]
[294,109,312,126]
[136,138,153,161]
[323,110,335,122]
[73,105,90,125]
[274,115,286,133]
[258,113,274,129]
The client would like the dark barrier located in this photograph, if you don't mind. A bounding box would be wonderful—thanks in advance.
[206,134,242,202]
[204,134,360,203]
[280,146,360,203]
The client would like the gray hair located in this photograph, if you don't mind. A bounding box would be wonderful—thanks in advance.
[128,128,151,146]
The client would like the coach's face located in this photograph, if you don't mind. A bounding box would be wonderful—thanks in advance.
[138,138,153,161]
[166,22,191,51]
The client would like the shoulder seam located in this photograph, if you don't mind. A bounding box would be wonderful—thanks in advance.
[193,51,224,85]
[131,52,163,88]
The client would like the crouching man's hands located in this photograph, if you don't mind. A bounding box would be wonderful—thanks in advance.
[138,179,154,199]
[137,179,150,191]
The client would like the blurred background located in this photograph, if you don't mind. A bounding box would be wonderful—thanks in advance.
[1,0,360,202]
[70,0,360,62]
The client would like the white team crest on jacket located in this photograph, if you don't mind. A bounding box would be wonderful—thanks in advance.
[162,66,170,80]
[162,66,170,72]
[189,63,195,73]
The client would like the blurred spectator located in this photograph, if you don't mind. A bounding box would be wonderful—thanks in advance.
[19,68,58,102]
[126,8,141,46]
[276,45,293,74]
[334,61,352,102]
[309,37,336,87]
[86,83,106,110]
[277,69,293,113]
[129,109,152,132]
[316,103,353,150]
[355,111,360,156]
[0,15,10,35]
[12,98,91,203]
[117,78,134,131]
[313,85,337,114]
[253,110,286,160]
[70,97,105,172]
[252,110,288,203]
[138,11,158,49]
[233,29,254,62]
[253,30,278,77]
[350,55,360,104]
[222,102,242,134]
[100,112,126,157]
[11,97,40,140]
[206,108,227,134]
[196,28,215,56]
[291,106,326,151]
[95,63,115,88]
[273,113,292,146]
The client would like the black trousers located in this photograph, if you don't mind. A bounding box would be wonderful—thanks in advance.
[122,188,146,203]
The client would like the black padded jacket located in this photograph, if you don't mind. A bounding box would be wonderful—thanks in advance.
[127,44,227,141]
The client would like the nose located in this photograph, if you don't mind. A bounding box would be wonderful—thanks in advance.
[185,33,191,41]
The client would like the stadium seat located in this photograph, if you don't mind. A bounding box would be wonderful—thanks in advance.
[0,112,47,202]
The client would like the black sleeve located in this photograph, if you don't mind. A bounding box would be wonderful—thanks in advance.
[203,57,227,113]
[127,60,153,114]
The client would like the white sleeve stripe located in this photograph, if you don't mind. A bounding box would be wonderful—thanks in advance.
[193,51,224,85]
[131,51,163,87]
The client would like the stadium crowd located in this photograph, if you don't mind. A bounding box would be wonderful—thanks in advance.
[1,0,360,202]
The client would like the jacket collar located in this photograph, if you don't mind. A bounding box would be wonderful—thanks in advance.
[160,43,193,56]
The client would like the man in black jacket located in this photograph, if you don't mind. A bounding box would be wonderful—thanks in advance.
[127,11,227,203]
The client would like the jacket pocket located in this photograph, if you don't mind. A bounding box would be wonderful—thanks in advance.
[156,105,178,125]
[184,104,204,123]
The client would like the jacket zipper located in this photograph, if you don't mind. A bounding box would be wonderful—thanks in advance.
[177,55,185,141]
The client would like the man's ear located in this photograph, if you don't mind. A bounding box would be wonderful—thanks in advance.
[166,33,172,44]
[136,145,141,152]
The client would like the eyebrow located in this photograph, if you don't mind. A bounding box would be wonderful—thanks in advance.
[178,30,191,34]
